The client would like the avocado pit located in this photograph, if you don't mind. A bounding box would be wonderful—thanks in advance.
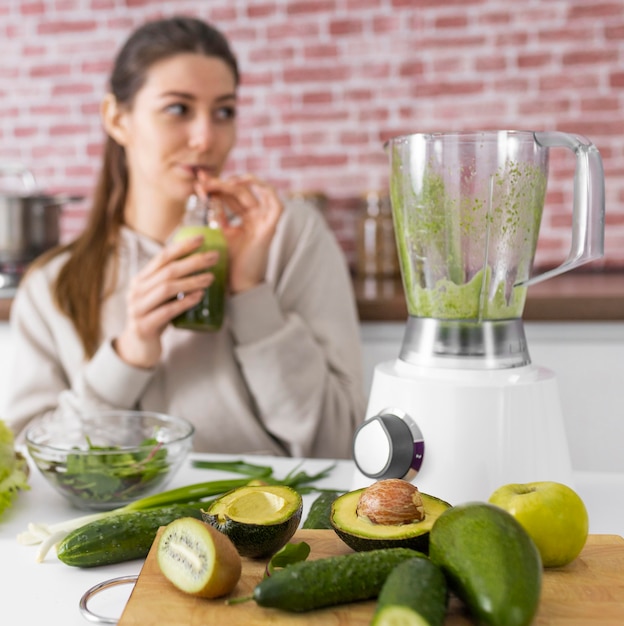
[330,480,452,553]
[356,479,425,525]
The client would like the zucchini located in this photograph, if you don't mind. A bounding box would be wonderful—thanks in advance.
[56,502,203,567]
[302,491,340,529]
[253,547,423,612]
[371,557,448,626]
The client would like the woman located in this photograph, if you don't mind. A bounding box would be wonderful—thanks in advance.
[6,16,365,459]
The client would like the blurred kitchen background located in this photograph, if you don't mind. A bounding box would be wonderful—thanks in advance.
[0,0,623,273]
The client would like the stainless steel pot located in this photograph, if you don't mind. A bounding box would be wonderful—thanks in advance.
[0,163,83,265]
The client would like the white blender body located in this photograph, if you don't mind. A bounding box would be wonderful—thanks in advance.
[353,131,605,505]
[357,360,571,506]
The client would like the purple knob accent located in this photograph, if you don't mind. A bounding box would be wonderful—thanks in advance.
[412,440,425,473]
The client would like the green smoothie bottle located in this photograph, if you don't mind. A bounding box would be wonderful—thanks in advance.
[171,194,228,332]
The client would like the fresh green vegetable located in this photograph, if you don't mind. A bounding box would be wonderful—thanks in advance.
[56,502,205,567]
[192,459,337,493]
[265,541,311,577]
[250,547,424,612]
[302,490,340,529]
[39,437,168,506]
[202,485,303,558]
[191,459,274,478]
[429,502,542,626]
[371,557,448,626]
[19,475,253,563]
[18,460,338,564]
[0,419,30,518]
[122,477,253,511]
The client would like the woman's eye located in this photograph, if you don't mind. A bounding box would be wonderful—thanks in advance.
[164,103,189,116]
[214,106,236,122]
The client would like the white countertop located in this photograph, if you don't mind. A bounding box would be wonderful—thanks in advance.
[2,451,623,626]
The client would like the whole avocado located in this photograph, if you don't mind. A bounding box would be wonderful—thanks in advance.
[429,502,542,626]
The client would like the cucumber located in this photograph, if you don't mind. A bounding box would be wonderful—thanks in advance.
[253,547,424,612]
[429,502,542,626]
[371,557,448,626]
[302,491,340,529]
[56,502,204,567]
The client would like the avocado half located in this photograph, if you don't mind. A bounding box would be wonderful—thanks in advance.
[202,484,303,559]
[330,488,452,553]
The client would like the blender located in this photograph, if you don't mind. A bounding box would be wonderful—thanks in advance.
[352,131,605,505]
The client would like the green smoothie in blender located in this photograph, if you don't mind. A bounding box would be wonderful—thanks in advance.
[390,152,547,322]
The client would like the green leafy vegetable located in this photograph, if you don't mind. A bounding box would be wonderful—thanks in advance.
[266,541,311,577]
[0,419,30,519]
[191,459,274,479]
[39,437,169,505]
[228,541,312,605]
[191,459,336,492]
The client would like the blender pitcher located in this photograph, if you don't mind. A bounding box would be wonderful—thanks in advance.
[352,130,604,503]
[387,130,605,369]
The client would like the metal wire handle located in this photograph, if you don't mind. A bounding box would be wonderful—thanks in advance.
[79,575,138,625]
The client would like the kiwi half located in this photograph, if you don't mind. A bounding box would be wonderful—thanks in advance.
[156,517,242,598]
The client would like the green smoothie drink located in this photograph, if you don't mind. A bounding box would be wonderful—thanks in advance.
[388,133,548,322]
[172,197,228,332]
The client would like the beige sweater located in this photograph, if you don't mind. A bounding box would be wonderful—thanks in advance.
[6,202,366,459]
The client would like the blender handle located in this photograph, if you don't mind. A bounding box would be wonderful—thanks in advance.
[520,131,605,287]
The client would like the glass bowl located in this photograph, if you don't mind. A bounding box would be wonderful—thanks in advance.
[25,410,194,511]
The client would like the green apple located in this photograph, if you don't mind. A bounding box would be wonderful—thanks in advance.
[488,481,589,568]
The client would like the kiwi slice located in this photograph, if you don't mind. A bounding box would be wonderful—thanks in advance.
[156,517,242,598]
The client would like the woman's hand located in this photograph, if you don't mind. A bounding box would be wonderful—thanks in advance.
[196,172,284,294]
[113,236,219,368]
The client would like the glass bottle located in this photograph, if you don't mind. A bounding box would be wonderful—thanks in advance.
[171,194,228,332]
[356,190,400,277]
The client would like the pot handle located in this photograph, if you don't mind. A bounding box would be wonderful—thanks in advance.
[0,162,37,192]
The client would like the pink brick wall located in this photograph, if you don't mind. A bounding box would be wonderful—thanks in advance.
[1,0,623,272]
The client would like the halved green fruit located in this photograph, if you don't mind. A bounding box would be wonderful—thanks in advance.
[202,484,303,558]
[156,517,242,598]
[330,488,451,553]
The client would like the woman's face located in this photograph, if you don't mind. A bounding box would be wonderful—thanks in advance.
[105,52,238,207]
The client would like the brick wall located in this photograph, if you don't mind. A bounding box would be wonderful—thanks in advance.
[1,0,623,272]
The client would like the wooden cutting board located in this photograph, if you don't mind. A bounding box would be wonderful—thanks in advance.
[118,530,624,625]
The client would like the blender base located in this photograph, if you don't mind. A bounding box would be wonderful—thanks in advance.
[352,358,575,506]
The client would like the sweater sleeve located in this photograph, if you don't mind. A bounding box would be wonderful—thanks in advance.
[4,264,154,439]
[227,205,367,459]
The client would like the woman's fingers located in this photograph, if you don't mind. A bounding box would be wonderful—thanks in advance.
[129,245,219,323]
[136,289,205,335]
[192,171,285,294]
[140,235,203,276]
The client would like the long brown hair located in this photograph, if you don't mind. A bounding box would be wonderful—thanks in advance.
[35,16,239,358]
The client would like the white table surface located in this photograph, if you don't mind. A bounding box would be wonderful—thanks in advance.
[2,451,623,626]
